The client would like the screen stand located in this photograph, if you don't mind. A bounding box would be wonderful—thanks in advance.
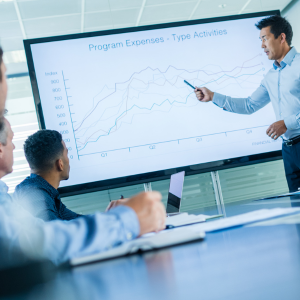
[144,182,152,192]
[211,171,226,217]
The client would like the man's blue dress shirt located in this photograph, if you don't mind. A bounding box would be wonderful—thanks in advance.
[0,180,139,265]
[14,174,80,221]
[213,47,300,140]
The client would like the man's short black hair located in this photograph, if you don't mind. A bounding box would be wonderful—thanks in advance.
[24,130,64,171]
[255,15,293,46]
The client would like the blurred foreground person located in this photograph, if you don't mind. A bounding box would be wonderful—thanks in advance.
[0,47,166,265]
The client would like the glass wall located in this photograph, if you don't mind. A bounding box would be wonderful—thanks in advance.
[219,160,289,204]
[4,76,38,193]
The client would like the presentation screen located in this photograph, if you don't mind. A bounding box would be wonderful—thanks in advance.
[25,11,282,195]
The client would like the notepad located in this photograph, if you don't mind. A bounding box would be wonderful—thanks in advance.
[70,228,205,267]
[188,207,300,233]
[166,213,223,227]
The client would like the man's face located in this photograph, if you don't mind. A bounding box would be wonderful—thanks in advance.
[61,140,70,180]
[0,119,15,177]
[0,62,8,118]
[260,26,285,61]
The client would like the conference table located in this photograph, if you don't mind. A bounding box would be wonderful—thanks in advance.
[5,194,300,300]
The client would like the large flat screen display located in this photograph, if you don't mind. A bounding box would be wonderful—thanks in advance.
[24,11,282,195]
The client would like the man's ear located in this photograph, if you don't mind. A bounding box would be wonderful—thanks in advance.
[0,143,4,159]
[280,33,287,44]
[56,158,64,172]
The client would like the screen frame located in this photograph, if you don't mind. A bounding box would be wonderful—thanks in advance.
[24,10,282,197]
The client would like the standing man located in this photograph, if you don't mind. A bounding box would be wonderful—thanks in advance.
[195,15,300,192]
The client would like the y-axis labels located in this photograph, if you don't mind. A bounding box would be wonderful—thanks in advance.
[61,71,80,160]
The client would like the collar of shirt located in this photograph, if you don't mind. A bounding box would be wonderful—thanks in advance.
[29,174,60,199]
[273,47,297,70]
[0,180,8,194]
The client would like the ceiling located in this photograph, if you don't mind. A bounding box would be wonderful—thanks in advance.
[0,0,293,73]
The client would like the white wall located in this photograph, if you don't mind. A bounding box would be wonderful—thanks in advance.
[283,0,300,50]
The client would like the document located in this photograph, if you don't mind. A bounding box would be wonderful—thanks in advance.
[249,212,300,227]
[166,213,222,227]
[70,208,300,267]
[188,207,300,233]
[256,191,300,201]
[71,227,205,267]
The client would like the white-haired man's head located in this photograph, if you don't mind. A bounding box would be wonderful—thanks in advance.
[0,118,15,179]
[0,47,7,127]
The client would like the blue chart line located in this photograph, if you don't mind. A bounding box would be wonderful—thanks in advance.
[77,68,263,152]
[74,59,263,132]
[62,70,80,160]
[78,91,194,152]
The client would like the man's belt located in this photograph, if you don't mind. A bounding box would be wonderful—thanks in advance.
[284,135,300,146]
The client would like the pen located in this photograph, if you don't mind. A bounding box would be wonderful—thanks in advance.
[165,225,175,230]
[184,80,195,90]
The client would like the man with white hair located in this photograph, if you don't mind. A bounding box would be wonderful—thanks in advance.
[0,46,166,265]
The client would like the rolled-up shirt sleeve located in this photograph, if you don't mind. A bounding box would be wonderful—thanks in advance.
[284,112,300,130]
[212,83,271,114]
[42,205,140,264]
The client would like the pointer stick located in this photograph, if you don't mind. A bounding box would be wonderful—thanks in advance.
[184,80,195,90]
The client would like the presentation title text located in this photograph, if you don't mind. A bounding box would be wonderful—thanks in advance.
[89,29,227,52]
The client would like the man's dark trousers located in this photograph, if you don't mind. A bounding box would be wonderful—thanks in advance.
[282,142,300,192]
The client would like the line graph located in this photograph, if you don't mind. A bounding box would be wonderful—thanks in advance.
[74,54,263,132]
[68,54,266,155]
[77,92,195,151]
[32,15,286,190]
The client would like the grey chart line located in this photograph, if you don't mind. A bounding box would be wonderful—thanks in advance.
[62,70,80,160]
[74,60,264,152]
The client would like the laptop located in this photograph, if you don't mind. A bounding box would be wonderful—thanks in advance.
[166,171,185,215]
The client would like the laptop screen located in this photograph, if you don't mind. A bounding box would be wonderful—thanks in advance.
[166,171,185,213]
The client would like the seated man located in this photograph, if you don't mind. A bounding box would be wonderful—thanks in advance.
[14,130,81,221]
[0,46,166,266]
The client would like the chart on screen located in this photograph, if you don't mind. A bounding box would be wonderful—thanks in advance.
[30,15,281,188]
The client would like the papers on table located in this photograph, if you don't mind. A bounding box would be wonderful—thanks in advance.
[71,207,300,267]
[166,213,222,227]
[188,207,300,233]
[71,227,205,267]
[249,212,300,227]
[256,191,300,201]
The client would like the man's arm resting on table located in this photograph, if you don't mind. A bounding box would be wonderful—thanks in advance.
[32,205,140,265]
[7,191,165,265]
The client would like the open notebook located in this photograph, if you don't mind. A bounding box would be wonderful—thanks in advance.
[166,213,223,227]
[70,227,205,267]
